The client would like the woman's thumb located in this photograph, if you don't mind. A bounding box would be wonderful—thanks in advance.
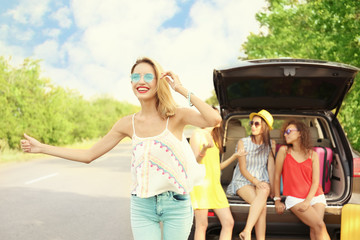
[23,133,31,140]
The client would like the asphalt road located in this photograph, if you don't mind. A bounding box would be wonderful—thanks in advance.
[0,140,309,240]
[0,142,133,240]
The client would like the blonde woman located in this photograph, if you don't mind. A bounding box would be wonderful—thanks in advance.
[20,57,221,240]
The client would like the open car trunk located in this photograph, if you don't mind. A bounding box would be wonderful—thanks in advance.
[220,112,350,213]
[197,58,360,239]
[213,59,359,208]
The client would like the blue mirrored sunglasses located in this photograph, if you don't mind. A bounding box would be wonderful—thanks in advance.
[284,128,298,135]
[131,73,154,83]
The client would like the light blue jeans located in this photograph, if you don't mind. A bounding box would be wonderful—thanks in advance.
[130,191,193,240]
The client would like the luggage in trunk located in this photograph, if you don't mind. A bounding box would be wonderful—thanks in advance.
[313,146,333,194]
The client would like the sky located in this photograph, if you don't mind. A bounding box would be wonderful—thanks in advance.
[0,0,267,106]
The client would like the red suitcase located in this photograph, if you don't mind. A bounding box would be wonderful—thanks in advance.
[313,146,333,194]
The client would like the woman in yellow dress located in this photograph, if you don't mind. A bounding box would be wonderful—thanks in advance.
[189,119,246,240]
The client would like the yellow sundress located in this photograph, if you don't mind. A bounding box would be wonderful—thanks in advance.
[190,129,229,209]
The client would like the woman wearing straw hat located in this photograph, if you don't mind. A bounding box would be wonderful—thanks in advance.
[226,109,275,240]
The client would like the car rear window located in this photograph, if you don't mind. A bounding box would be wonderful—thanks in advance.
[225,77,341,110]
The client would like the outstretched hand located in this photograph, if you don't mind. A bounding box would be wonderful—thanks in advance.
[235,148,248,158]
[20,133,42,153]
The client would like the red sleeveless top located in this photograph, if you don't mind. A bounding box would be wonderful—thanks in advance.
[282,149,323,198]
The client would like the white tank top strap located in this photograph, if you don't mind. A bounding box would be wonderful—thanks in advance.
[165,117,169,130]
[132,113,137,137]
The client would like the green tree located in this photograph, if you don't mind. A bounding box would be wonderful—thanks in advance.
[241,0,360,150]
[1,58,49,149]
[0,57,140,151]
[205,90,219,106]
[90,95,140,137]
[0,58,12,150]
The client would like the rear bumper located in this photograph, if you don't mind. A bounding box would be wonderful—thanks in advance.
[226,203,342,223]
[206,203,343,238]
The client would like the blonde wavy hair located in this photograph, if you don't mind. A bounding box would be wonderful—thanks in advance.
[131,57,177,119]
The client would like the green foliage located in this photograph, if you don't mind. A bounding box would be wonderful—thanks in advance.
[205,90,219,106]
[0,57,140,151]
[242,0,360,151]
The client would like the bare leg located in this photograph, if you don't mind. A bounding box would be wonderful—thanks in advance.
[254,206,267,240]
[312,203,327,240]
[237,184,270,240]
[290,203,329,240]
[194,209,208,240]
[214,207,234,240]
[310,226,315,240]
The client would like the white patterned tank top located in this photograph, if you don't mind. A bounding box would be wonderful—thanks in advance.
[131,114,193,198]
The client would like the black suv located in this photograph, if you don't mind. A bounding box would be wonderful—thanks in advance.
[189,59,360,239]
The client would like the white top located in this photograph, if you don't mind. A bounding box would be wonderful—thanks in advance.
[131,114,195,198]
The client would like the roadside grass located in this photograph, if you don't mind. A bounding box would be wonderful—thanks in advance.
[1,148,39,164]
[0,138,130,165]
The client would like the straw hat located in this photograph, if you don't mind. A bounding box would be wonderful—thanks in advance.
[249,109,273,130]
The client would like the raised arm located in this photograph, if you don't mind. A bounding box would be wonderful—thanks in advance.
[20,116,131,163]
[162,71,222,128]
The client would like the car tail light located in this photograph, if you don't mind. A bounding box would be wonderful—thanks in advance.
[208,211,215,217]
[354,157,360,177]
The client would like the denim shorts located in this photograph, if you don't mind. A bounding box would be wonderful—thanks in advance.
[130,191,193,240]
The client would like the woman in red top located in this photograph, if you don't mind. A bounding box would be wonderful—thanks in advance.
[274,120,330,240]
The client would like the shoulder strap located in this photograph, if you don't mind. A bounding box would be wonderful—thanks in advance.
[132,113,136,137]
[165,117,169,130]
